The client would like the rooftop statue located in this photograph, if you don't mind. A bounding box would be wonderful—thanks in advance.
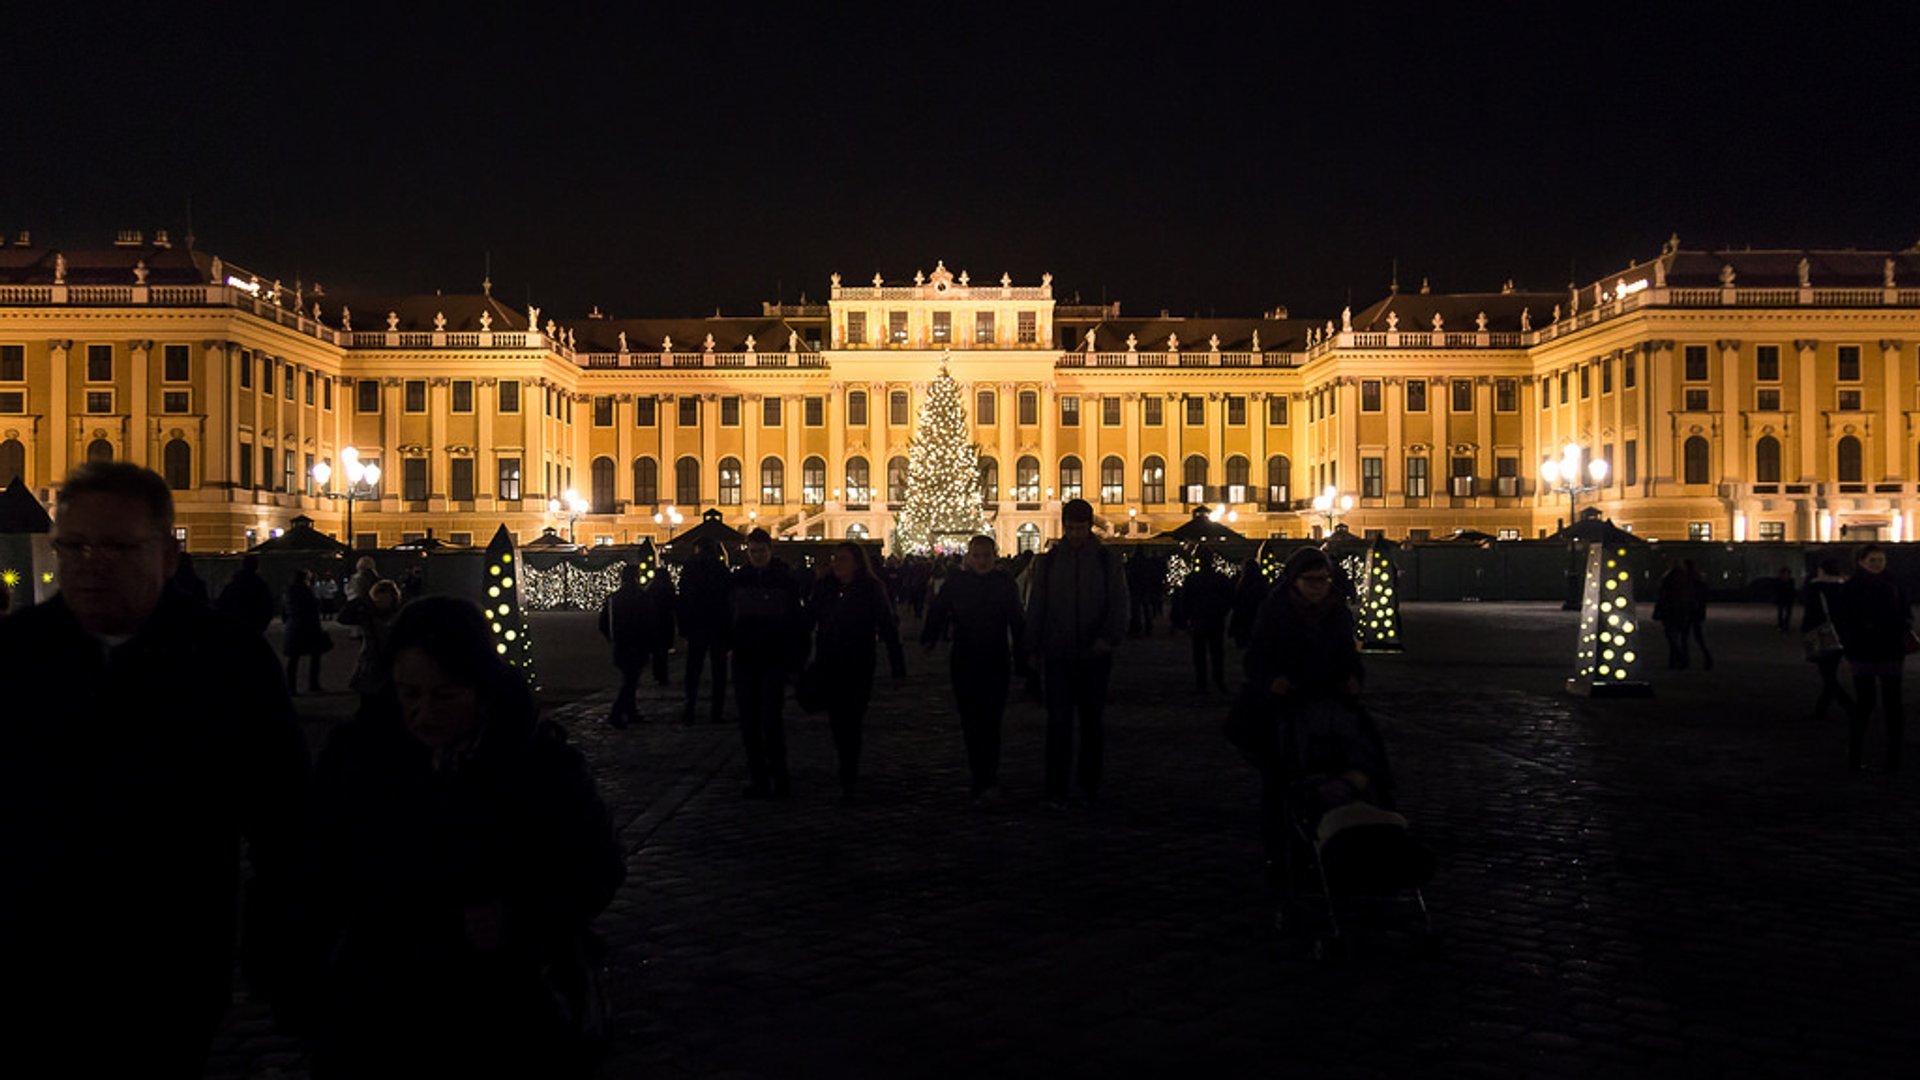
[1720,263,1736,286]
[387,311,399,331]
[1475,311,1488,332]
[134,260,148,285]
[342,306,352,331]
[433,311,447,331]
[1386,311,1399,332]
[1798,257,1811,288]
[617,331,628,352]
[1519,307,1531,332]
[1251,329,1261,351]
[1341,305,1352,332]
[1886,258,1898,289]
[1431,312,1443,333]
[479,311,492,332]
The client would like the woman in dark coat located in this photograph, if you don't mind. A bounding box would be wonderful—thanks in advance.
[1800,558,1854,724]
[807,541,906,801]
[1835,543,1913,773]
[304,597,625,1078]
[1241,547,1371,916]
[282,568,329,694]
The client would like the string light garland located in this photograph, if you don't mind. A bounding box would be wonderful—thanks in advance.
[895,363,991,555]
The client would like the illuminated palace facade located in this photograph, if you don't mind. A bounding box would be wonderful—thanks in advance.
[1,232,1916,552]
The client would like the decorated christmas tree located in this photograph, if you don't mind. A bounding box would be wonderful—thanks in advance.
[894,364,991,555]
[482,524,539,688]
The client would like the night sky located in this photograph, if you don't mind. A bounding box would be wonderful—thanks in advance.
[11,5,1919,320]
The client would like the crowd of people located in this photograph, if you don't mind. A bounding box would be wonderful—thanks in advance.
[1,461,1910,1073]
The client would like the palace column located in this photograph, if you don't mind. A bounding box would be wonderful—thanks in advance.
[657,392,677,506]
[1717,339,1742,482]
[1383,380,1403,500]
[1040,382,1059,499]
[1794,340,1819,480]
[1880,340,1905,478]
[826,384,846,508]
[1123,392,1142,505]
[614,394,634,505]
[784,394,802,513]
[379,377,401,511]
[477,379,497,510]
[429,377,450,497]
[202,341,231,488]
[742,394,761,512]
[1475,376,1494,492]
[997,382,1017,508]
[1648,341,1676,487]
[699,393,719,509]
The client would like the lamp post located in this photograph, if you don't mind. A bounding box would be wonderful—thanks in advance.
[1309,484,1354,538]
[652,504,684,540]
[548,488,589,544]
[310,446,382,549]
[1540,443,1610,609]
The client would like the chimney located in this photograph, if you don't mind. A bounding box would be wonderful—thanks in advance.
[113,229,145,247]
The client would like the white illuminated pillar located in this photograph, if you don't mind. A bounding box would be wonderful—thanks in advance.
[1568,540,1652,698]
[1733,510,1748,543]
[1819,510,1834,543]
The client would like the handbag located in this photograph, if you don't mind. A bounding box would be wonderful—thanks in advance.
[1802,589,1843,662]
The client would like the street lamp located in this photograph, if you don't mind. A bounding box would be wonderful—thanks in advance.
[1540,443,1610,609]
[1309,484,1354,537]
[652,504,684,540]
[311,446,381,549]
[1539,442,1609,521]
[548,488,589,543]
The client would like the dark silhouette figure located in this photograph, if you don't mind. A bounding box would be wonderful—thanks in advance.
[1228,555,1274,649]
[922,534,1026,801]
[1654,558,1696,670]
[807,541,906,801]
[1173,555,1235,693]
[400,565,425,601]
[648,563,677,686]
[1801,558,1855,724]
[304,597,624,1077]
[729,528,806,797]
[0,463,308,1075]
[170,549,210,605]
[598,562,656,729]
[1685,559,1714,669]
[1773,566,1797,631]
[283,568,331,693]
[347,555,379,602]
[338,577,403,713]
[1026,498,1129,808]
[217,551,277,635]
[677,539,733,726]
[1836,543,1913,773]
[1242,547,1368,898]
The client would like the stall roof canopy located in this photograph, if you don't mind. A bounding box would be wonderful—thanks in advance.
[1157,506,1248,543]
[664,509,748,554]
[0,478,51,533]
[247,514,350,553]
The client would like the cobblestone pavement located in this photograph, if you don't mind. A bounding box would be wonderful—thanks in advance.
[209,603,1917,1078]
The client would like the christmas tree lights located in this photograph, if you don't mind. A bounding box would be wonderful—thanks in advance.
[483,524,539,688]
[894,363,991,555]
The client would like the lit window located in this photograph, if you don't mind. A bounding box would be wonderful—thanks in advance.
[1685,389,1710,411]
[1687,522,1713,540]
[976,390,996,425]
[889,390,909,426]
[1756,345,1780,381]
[1016,311,1037,344]
[889,311,908,344]
[975,311,995,344]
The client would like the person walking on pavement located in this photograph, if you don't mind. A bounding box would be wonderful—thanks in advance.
[677,538,733,726]
[598,562,656,729]
[284,567,332,693]
[1773,566,1797,631]
[304,597,624,1078]
[1801,557,1855,724]
[1835,543,1913,773]
[217,551,277,636]
[1654,557,1695,670]
[1026,498,1129,809]
[729,528,806,798]
[922,534,1027,804]
[338,577,404,713]
[1685,559,1714,670]
[1173,552,1235,693]
[807,541,907,802]
[0,462,309,1076]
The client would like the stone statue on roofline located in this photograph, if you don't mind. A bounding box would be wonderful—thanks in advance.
[1386,311,1399,332]
[54,254,66,284]
[1251,329,1262,351]
[1551,304,1561,323]
[342,306,352,332]
[479,311,492,332]
[662,336,673,353]
[617,331,628,352]
[789,330,799,353]
[1798,257,1811,288]
[1341,306,1352,332]
[134,260,148,285]
[1475,311,1487,332]
[528,305,540,331]
[1085,329,1096,352]
[1519,307,1531,332]
[1886,258,1898,289]
[1720,263,1736,287]
[387,311,399,331]
[1431,312,1443,333]
[210,256,223,284]
[434,311,447,331]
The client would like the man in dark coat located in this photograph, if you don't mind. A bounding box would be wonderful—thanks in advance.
[217,551,277,636]
[1026,499,1129,809]
[648,562,677,686]
[1173,554,1236,693]
[728,528,806,797]
[677,538,733,726]
[598,562,656,728]
[922,534,1027,802]
[0,463,309,1075]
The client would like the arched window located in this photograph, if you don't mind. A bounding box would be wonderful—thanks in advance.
[1182,454,1209,503]
[675,455,701,505]
[1016,522,1043,554]
[1014,455,1040,501]
[978,456,999,506]
[633,456,659,504]
[717,456,742,505]
[1683,436,1711,485]
[1224,455,1250,501]
[1059,455,1083,501]
[1142,455,1166,504]
[845,456,871,503]
[887,455,909,503]
[1267,454,1292,506]
[1755,436,1781,484]
[590,455,615,512]
[802,455,826,505]
[847,522,870,540]
[1099,455,1124,504]
[0,438,24,486]
[761,456,785,505]
[975,389,996,425]
[86,438,113,463]
[846,389,868,426]
[162,438,192,491]
[1837,435,1863,482]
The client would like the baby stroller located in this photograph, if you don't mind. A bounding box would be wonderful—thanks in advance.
[1269,697,1434,958]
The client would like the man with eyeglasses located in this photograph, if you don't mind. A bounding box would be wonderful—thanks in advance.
[0,462,309,1074]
